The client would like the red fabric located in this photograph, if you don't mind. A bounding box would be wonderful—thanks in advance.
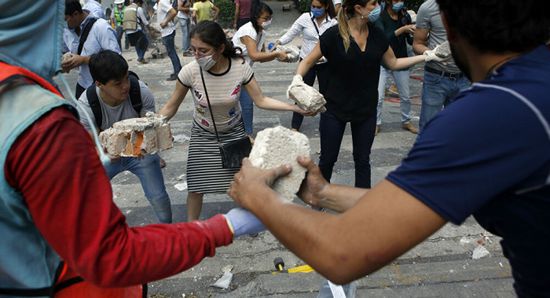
[0,62,61,96]
[4,108,233,287]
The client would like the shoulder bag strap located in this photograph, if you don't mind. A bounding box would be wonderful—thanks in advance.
[310,14,320,36]
[199,68,221,144]
[78,17,99,55]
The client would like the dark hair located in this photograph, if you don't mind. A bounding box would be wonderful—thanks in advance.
[135,0,143,5]
[89,50,129,84]
[436,0,550,53]
[315,0,337,18]
[190,21,243,60]
[65,0,83,15]
[250,0,273,33]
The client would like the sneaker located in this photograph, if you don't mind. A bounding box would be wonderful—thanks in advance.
[166,73,178,81]
[138,58,149,64]
[375,125,380,136]
[402,122,418,134]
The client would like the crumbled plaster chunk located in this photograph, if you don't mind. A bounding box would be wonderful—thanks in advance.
[248,126,310,201]
[100,113,173,157]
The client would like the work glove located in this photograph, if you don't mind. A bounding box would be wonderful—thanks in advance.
[224,208,266,238]
[424,41,452,63]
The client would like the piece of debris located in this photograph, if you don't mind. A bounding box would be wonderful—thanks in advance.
[287,79,327,114]
[211,265,233,289]
[99,113,173,157]
[282,4,291,11]
[174,182,188,191]
[472,245,490,259]
[249,126,310,201]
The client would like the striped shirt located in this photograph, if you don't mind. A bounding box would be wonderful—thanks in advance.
[178,58,254,132]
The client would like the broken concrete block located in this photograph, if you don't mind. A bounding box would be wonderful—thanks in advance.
[100,113,173,157]
[276,45,300,63]
[248,126,310,201]
[287,81,327,113]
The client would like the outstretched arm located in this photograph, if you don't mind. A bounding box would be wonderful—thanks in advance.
[382,46,426,70]
[229,159,446,284]
[159,80,189,120]
[244,78,310,115]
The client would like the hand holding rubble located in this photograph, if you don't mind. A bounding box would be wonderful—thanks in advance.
[228,159,293,209]
[275,45,300,63]
[424,41,452,63]
[296,156,328,208]
[287,75,327,114]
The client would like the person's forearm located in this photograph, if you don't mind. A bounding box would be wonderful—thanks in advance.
[413,41,429,55]
[254,96,296,112]
[233,4,239,24]
[387,55,425,70]
[316,183,368,213]
[249,50,281,62]
[296,58,315,77]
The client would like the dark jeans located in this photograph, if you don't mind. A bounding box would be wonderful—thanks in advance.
[291,62,328,130]
[162,31,182,75]
[318,110,376,188]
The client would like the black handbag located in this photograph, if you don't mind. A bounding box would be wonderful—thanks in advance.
[200,68,252,169]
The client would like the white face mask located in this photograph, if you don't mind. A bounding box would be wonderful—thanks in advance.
[196,54,216,70]
[261,19,272,30]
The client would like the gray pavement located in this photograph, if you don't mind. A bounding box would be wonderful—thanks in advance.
[56,2,515,297]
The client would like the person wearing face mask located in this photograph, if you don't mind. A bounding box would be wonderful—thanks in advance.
[160,21,312,222]
[228,1,550,297]
[231,0,290,138]
[0,1,268,295]
[289,0,439,192]
[275,0,337,132]
[375,0,418,135]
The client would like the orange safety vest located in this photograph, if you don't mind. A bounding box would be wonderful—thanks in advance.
[0,61,146,298]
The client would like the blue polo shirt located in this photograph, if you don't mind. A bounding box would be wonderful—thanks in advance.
[387,45,550,297]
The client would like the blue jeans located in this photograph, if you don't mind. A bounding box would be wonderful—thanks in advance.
[178,17,190,53]
[115,26,123,50]
[135,31,148,60]
[239,89,254,135]
[162,31,182,75]
[104,154,172,223]
[419,69,470,130]
[319,110,376,188]
[377,66,411,125]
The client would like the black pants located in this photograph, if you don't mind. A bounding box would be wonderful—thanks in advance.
[318,110,376,188]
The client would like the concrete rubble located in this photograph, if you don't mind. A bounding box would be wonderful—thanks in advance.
[248,126,310,201]
[99,113,173,157]
[276,44,300,63]
[287,81,327,113]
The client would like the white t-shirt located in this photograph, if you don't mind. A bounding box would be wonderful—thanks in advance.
[178,58,254,132]
[157,0,177,37]
[231,22,265,66]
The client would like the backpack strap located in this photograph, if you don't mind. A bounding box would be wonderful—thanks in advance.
[128,71,142,115]
[86,71,142,130]
[78,17,99,55]
[85,85,103,130]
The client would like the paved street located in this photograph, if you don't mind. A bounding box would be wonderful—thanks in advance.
[56,2,515,297]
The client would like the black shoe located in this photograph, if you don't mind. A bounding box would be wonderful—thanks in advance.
[166,73,178,81]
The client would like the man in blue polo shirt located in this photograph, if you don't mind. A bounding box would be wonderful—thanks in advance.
[227,0,550,296]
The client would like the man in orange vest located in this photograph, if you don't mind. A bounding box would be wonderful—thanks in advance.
[0,1,264,296]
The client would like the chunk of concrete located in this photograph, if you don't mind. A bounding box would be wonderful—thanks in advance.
[275,44,300,63]
[248,126,310,201]
[287,82,327,113]
[100,113,173,157]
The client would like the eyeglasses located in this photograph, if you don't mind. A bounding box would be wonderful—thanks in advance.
[190,47,214,57]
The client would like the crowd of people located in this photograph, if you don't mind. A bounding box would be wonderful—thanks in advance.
[1,0,549,297]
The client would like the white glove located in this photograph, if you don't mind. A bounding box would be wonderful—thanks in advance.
[424,41,452,62]
[224,208,266,238]
[291,74,303,86]
[287,75,304,99]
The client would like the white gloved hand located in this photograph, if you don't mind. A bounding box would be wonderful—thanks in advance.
[224,208,266,238]
[424,41,452,62]
[287,74,304,98]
